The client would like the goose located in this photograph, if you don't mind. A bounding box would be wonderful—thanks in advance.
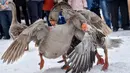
[1,2,121,73]
[48,2,121,73]
[8,1,28,40]
[1,11,88,71]
[8,1,30,50]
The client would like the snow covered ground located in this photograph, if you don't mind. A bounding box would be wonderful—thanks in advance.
[0,30,130,73]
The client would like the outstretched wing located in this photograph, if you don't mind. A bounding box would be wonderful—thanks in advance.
[63,28,104,73]
[1,19,49,64]
[79,9,112,36]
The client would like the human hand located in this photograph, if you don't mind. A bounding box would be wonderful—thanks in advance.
[1,5,6,9]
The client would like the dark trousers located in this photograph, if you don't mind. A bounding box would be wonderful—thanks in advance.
[44,11,51,26]
[0,11,12,38]
[90,0,101,17]
[42,10,46,19]
[90,8,101,17]
[108,0,129,29]
[0,24,3,35]
[27,1,43,24]
[0,24,3,39]
[16,5,29,26]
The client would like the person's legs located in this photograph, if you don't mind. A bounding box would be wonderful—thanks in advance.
[120,0,130,29]
[91,7,101,17]
[22,5,29,26]
[87,0,93,9]
[118,9,122,28]
[0,16,3,38]
[6,11,12,39]
[16,5,21,23]
[27,1,38,24]
[7,11,12,26]
[90,0,101,17]
[108,1,119,31]
[0,24,3,39]
[100,0,111,28]
[0,11,12,39]
[38,1,43,19]
[44,11,51,26]
[42,10,46,19]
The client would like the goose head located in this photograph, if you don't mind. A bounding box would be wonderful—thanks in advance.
[49,2,72,26]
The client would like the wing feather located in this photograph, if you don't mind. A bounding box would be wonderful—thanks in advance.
[64,28,99,73]
[1,19,49,64]
[79,9,112,36]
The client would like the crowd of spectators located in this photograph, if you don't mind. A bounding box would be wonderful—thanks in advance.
[0,0,130,40]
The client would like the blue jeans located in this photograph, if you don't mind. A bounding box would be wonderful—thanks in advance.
[0,11,12,38]
[87,0,93,10]
[87,0,111,28]
[100,0,111,28]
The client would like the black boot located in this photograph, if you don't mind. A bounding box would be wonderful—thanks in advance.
[0,33,3,39]
[3,36,10,39]
[123,27,130,30]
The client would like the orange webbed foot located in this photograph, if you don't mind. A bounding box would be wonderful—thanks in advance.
[24,49,28,51]
[63,65,70,70]
[61,65,70,70]
[97,58,105,65]
[102,62,109,71]
[24,46,29,51]
[39,59,44,70]
[39,53,44,70]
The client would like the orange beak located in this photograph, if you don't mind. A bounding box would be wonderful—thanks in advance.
[81,23,88,31]
[50,20,56,26]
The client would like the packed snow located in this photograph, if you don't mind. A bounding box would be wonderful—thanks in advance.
[0,30,130,73]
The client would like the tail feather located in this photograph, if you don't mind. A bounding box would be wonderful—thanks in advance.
[106,38,123,49]
[1,38,28,64]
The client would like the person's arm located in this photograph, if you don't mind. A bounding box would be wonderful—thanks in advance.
[0,0,8,10]
[4,0,10,8]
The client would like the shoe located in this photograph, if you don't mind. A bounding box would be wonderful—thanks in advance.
[3,36,10,39]
[0,33,3,39]
[123,27,130,30]
[113,28,118,32]
[0,35,3,39]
